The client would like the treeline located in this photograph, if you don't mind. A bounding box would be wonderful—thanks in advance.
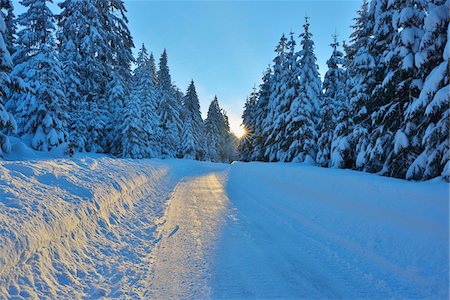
[239,0,449,181]
[0,0,236,162]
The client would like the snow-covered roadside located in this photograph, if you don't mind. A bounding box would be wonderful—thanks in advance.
[211,162,449,298]
[0,154,174,298]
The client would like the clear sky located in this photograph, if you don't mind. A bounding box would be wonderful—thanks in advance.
[15,0,362,137]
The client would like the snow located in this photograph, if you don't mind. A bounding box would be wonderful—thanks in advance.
[0,141,448,299]
[212,162,449,298]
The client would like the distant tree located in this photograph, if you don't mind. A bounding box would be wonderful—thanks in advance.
[183,80,206,159]
[239,87,258,161]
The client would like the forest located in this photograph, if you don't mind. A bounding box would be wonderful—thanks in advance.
[0,0,237,163]
[240,0,449,181]
[0,0,448,181]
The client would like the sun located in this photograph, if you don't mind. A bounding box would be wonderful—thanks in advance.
[233,125,247,139]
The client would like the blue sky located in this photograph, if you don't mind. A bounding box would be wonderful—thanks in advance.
[15,0,361,136]
[127,0,361,136]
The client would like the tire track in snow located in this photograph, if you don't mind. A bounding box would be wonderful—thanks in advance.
[145,170,229,299]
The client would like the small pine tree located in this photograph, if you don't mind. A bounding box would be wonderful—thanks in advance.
[180,119,195,159]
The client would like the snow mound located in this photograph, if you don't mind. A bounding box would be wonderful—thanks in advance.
[0,155,170,298]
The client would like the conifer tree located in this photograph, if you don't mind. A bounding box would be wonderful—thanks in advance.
[406,0,449,180]
[0,0,16,156]
[183,80,206,160]
[317,34,346,167]
[239,88,258,161]
[58,0,109,152]
[12,0,68,151]
[119,90,147,159]
[271,32,300,162]
[133,44,160,157]
[263,34,287,161]
[343,0,376,170]
[205,96,235,162]
[284,17,322,163]
[251,67,272,161]
[157,49,182,156]
[180,119,195,159]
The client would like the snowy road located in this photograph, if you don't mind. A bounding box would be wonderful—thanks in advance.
[0,158,448,299]
[146,171,229,299]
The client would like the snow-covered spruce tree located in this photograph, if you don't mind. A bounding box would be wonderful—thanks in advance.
[149,52,158,86]
[118,89,147,158]
[343,0,376,170]
[327,36,348,168]
[316,34,346,167]
[238,87,258,161]
[405,0,449,180]
[205,96,236,162]
[366,0,427,178]
[362,0,398,174]
[180,118,195,159]
[3,0,14,55]
[263,34,288,161]
[183,80,206,160]
[0,0,16,156]
[205,96,222,161]
[11,0,68,151]
[57,0,109,153]
[59,38,87,152]
[132,44,160,157]
[251,67,272,161]
[98,0,134,154]
[271,32,301,162]
[221,110,238,163]
[284,17,322,163]
[157,49,182,157]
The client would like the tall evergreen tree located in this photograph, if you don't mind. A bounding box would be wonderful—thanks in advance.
[11,0,68,151]
[284,16,322,163]
[205,96,235,162]
[271,32,301,162]
[99,0,134,153]
[58,0,109,153]
[183,80,206,160]
[263,34,288,161]
[0,0,16,156]
[239,87,258,161]
[118,89,147,159]
[132,44,160,157]
[251,67,272,161]
[363,0,398,173]
[316,34,346,167]
[343,0,376,170]
[405,0,449,180]
[157,49,182,157]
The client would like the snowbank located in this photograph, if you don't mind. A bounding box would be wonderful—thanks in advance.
[0,153,170,298]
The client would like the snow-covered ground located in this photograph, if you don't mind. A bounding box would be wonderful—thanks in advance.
[212,163,449,298]
[0,153,448,299]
